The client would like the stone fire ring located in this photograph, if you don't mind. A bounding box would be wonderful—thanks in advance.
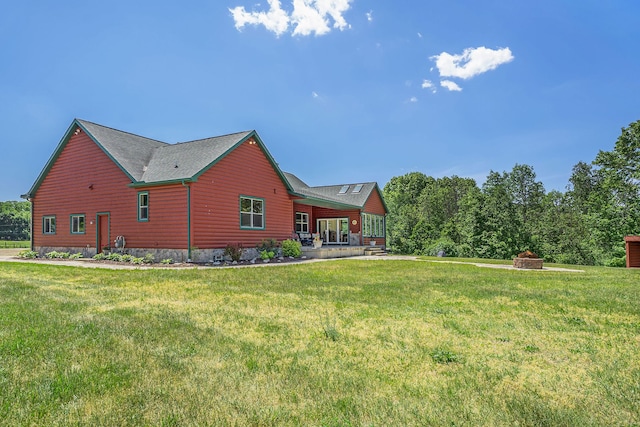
[513,257,543,269]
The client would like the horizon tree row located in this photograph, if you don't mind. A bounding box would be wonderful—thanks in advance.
[383,119,640,267]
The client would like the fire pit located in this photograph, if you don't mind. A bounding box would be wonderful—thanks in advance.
[513,250,543,269]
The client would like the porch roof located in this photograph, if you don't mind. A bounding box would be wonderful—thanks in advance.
[284,172,381,211]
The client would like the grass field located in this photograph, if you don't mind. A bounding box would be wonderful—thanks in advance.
[0,259,638,426]
[0,240,29,249]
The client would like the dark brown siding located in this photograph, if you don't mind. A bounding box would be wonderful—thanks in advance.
[627,241,640,268]
[190,138,293,248]
[32,130,188,251]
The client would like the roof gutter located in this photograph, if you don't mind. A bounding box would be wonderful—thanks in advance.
[182,180,192,261]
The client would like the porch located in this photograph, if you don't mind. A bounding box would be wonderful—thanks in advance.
[301,245,386,259]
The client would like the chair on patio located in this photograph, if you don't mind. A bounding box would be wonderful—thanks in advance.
[297,232,313,246]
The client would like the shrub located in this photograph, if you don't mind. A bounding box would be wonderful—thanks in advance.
[69,253,82,260]
[106,253,123,262]
[45,251,70,259]
[18,250,38,259]
[143,253,155,264]
[93,253,107,261]
[224,243,243,262]
[132,257,145,265]
[161,258,173,265]
[260,250,275,261]
[604,256,626,268]
[121,254,135,263]
[256,238,279,253]
[423,238,459,257]
[281,239,302,258]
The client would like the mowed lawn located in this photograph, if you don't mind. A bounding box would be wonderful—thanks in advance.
[0,259,638,426]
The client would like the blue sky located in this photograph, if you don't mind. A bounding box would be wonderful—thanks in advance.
[2,1,639,201]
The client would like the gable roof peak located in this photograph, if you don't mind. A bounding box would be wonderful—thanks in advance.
[75,118,168,146]
[175,130,254,146]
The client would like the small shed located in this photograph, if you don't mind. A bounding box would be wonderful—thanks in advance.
[624,236,640,268]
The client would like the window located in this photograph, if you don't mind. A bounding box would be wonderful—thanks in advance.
[296,212,309,233]
[362,213,385,238]
[70,214,85,234]
[240,196,264,229]
[138,192,149,221]
[43,216,56,234]
[352,184,364,193]
[338,185,350,194]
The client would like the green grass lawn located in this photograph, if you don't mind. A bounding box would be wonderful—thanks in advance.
[0,240,29,249]
[0,259,638,426]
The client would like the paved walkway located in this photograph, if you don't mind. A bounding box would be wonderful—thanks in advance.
[0,249,416,270]
[0,249,582,272]
[421,259,585,273]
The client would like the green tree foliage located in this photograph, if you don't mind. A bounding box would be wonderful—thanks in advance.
[384,119,640,266]
[0,201,31,240]
[383,173,476,255]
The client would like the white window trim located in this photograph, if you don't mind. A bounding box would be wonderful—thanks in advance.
[296,212,309,233]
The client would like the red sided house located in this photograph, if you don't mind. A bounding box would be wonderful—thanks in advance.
[23,119,387,261]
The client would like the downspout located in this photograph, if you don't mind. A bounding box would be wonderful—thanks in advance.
[29,198,34,251]
[182,180,192,261]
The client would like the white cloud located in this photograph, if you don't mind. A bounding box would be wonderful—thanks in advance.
[409,96,418,103]
[431,46,514,80]
[440,80,462,91]
[417,32,423,38]
[229,0,290,36]
[366,10,373,22]
[422,79,436,93]
[312,91,319,98]
[230,0,354,37]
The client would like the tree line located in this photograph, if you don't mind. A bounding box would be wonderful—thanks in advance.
[383,120,640,267]
[0,201,30,241]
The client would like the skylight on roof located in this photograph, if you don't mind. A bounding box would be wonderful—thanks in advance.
[338,185,350,194]
[352,184,363,193]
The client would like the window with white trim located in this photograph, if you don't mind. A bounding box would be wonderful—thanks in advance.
[296,212,309,233]
[362,213,385,238]
[43,216,56,234]
[240,196,264,229]
[70,214,85,234]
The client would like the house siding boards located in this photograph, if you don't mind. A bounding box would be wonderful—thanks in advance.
[190,138,293,248]
[133,184,188,249]
[363,188,386,216]
[312,207,361,235]
[32,130,190,253]
[32,130,136,250]
[27,119,388,257]
[362,190,387,246]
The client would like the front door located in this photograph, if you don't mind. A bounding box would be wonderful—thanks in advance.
[317,218,349,245]
[97,213,110,253]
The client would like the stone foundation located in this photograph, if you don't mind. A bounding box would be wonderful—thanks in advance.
[513,257,543,269]
[34,246,269,263]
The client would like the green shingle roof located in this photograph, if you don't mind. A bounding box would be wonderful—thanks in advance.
[77,120,254,184]
[283,172,383,210]
[25,119,386,215]
[24,119,268,198]
[77,119,168,181]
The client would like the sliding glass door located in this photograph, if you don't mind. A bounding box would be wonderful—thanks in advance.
[317,218,349,244]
